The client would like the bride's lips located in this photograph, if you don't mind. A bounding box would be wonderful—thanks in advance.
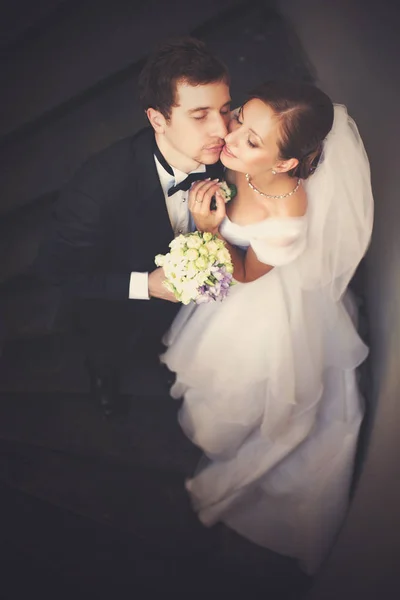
[222,144,236,158]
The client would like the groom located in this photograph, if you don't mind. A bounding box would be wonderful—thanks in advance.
[35,37,231,416]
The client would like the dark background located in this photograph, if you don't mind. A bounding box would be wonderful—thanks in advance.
[0,1,399,598]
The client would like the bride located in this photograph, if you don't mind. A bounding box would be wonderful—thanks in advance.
[161,80,374,574]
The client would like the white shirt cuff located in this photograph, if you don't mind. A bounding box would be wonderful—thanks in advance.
[129,272,150,300]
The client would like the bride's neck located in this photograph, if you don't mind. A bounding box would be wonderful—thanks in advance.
[251,171,290,191]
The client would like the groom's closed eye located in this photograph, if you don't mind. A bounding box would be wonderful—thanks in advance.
[192,109,231,122]
[191,110,208,120]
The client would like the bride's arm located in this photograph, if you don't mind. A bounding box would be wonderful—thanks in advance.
[215,234,274,283]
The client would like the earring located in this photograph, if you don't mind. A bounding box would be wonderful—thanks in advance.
[271,169,277,175]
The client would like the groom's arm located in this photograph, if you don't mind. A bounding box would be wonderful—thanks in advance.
[35,183,178,302]
[34,183,131,301]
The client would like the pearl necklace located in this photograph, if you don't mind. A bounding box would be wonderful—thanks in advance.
[245,173,301,199]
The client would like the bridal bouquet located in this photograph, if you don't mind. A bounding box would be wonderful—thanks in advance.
[155,231,234,305]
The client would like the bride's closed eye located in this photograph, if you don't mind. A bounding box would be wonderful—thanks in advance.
[233,109,258,148]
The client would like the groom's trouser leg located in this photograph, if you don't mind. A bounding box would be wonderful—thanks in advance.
[70,298,179,376]
[61,298,177,415]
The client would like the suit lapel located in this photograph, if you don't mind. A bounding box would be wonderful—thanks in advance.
[127,128,226,258]
[129,128,174,256]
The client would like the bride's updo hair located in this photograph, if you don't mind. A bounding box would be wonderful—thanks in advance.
[248,80,334,179]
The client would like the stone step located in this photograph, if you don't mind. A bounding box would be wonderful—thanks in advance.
[0,0,65,48]
[0,194,55,284]
[0,482,212,591]
[0,0,238,141]
[0,390,200,475]
[0,438,205,554]
[0,443,309,592]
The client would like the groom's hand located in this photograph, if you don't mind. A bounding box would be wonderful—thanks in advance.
[148,267,179,302]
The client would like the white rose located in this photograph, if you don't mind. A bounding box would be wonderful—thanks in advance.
[186,248,199,261]
[205,240,219,254]
[170,248,185,261]
[154,254,165,266]
[186,265,198,279]
[186,235,202,249]
[195,257,208,270]
[169,235,185,250]
[217,248,231,263]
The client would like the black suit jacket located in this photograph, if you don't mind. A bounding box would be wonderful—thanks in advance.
[36,127,223,303]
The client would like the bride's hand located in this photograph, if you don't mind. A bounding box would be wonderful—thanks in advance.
[188,179,226,234]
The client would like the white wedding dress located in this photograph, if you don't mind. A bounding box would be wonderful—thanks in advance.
[160,105,373,575]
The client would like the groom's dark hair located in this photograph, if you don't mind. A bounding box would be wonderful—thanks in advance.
[139,36,230,120]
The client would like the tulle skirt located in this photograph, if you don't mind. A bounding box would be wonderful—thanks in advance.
[161,266,368,574]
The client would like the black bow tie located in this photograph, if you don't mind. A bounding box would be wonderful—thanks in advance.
[153,137,223,197]
[167,171,210,196]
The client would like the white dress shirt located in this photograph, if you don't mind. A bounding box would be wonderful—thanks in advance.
[128,155,206,300]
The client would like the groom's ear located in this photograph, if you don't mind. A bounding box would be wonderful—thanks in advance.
[146,108,166,133]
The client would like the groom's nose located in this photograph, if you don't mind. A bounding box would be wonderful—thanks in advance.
[209,112,228,139]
